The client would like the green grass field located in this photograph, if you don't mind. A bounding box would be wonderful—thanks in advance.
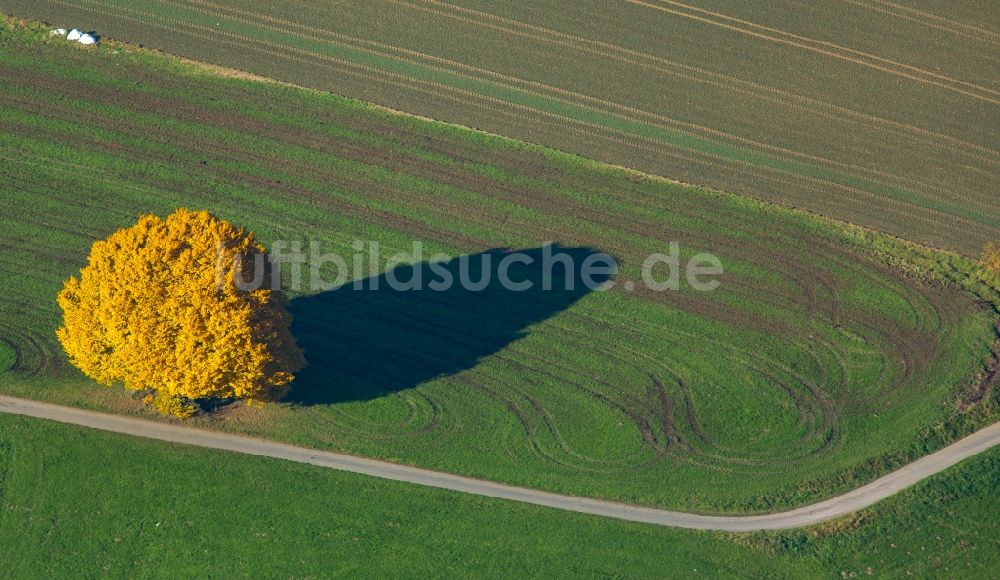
[1,413,997,577]
[1,21,998,515]
[3,0,997,254]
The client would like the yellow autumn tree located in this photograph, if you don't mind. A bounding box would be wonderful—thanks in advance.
[983,242,1000,275]
[56,209,303,417]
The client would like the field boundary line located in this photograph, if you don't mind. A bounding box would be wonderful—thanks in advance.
[0,395,997,531]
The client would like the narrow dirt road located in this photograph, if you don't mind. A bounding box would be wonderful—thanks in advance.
[1,394,997,531]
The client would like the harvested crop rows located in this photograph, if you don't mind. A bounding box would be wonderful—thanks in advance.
[4,0,998,254]
[0,24,996,511]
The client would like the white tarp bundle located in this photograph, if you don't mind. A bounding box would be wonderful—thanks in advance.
[51,26,99,45]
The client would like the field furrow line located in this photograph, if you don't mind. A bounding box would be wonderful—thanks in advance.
[116,17,984,231]
[397,0,1000,161]
[163,0,989,210]
[631,0,1000,101]
[15,4,998,238]
[837,0,1000,45]
[868,0,1000,40]
[3,65,988,256]
[144,0,1000,167]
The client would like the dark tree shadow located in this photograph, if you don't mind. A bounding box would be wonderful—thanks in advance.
[284,245,613,405]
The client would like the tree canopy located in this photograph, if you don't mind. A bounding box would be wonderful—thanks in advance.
[56,209,303,417]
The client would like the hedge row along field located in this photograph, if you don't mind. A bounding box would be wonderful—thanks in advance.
[2,413,997,577]
[0,21,997,512]
[3,0,997,254]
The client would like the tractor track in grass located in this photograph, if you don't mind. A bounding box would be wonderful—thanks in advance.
[1,135,952,472]
[0,394,998,531]
[3,113,952,354]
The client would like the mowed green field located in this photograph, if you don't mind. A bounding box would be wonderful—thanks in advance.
[1,22,998,513]
[1,414,997,577]
[3,0,998,253]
